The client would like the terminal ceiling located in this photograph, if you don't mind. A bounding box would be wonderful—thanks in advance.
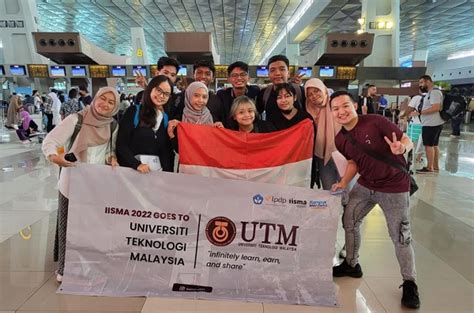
[36,0,474,65]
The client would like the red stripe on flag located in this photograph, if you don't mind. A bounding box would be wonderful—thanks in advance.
[178,119,314,169]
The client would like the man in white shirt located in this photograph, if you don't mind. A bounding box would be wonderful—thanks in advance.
[408,75,445,173]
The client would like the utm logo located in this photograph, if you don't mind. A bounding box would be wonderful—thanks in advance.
[205,216,236,246]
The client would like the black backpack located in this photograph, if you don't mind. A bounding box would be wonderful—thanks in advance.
[440,93,467,121]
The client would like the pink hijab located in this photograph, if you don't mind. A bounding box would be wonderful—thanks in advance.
[304,78,341,165]
[20,110,33,130]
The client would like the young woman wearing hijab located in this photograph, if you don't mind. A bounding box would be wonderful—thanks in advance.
[228,96,275,133]
[167,81,223,139]
[304,78,341,190]
[269,83,313,131]
[16,109,39,143]
[116,75,174,173]
[42,87,120,283]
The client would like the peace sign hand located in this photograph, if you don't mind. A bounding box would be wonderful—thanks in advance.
[384,132,405,155]
[135,70,148,89]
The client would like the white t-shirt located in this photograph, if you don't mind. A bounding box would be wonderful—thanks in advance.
[419,89,445,126]
[408,95,423,125]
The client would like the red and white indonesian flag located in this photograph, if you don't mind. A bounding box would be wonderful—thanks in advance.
[178,119,314,187]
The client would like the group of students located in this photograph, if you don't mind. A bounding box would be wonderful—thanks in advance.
[41,54,420,310]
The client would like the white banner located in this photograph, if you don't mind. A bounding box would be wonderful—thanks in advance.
[59,164,340,307]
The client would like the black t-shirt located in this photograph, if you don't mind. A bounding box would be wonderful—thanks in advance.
[357,96,376,114]
[79,95,92,107]
[270,109,313,131]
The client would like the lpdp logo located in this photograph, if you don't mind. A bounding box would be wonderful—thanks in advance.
[253,194,264,205]
[205,216,236,246]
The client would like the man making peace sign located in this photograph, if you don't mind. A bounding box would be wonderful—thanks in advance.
[329,90,420,310]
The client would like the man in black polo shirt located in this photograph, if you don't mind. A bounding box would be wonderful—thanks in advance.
[256,55,305,122]
[216,61,260,126]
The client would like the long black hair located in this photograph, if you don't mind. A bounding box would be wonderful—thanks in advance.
[139,75,173,128]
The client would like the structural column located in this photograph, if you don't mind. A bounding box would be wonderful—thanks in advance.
[130,27,149,65]
[360,0,400,67]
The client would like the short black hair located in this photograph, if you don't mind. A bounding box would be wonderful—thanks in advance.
[78,84,88,92]
[157,56,180,73]
[193,59,215,75]
[267,55,289,69]
[419,75,432,82]
[51,88,58,93]
[366,84,376,89]
[329,90,356,105]
[68,88,78,99]
[227,61,249,75]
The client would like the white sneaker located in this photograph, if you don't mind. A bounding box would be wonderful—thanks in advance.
[55,272,63,283]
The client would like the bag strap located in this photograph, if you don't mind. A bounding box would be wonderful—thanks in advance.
[133,104,141,128]
[342,129,408,174]
[68,113,83,151]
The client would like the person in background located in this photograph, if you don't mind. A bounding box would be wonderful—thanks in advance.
[42,87,120,284]
[357,84,377,115]
[118,93,131,121]
[6,93,22,129]
[116,76,174,173]
[60,88,81,120]
[78,85,93,107]
[33,90,43,113]
[16,109,39,144]
[49,89,62,130]
[228,96,275,133]
[304,78,340,190]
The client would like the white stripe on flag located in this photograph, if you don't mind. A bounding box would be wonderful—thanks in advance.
[180,159,312,187]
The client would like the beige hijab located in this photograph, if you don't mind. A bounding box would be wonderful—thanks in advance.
[304,78,341,165]
[69,87,119,162]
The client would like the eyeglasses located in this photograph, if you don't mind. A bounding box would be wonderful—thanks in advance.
[229,72,248,79]
[155,86,171,98]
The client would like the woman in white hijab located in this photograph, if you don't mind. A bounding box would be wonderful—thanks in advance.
[304,78,341,190]
[42,87,120,283]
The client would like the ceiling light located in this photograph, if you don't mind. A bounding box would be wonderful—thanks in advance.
[378,21,386,29]
[357,18,365,25]
[386,21,393,29]
[357,29,364,34]
[447,50,474,60]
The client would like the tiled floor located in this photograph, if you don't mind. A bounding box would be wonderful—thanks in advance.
[0,118,473,312]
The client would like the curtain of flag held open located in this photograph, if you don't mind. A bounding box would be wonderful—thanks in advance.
[178,119,314,187]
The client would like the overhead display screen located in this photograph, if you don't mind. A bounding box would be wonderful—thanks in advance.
[132,65,147,76]
[50,66,66,77]
[10,65,27,76]
[111,66,126,77]
[71,66,87,77]
[298,67,312,78]
[256,66,269,77]
[89,65,109,78]
[319,66,335,78]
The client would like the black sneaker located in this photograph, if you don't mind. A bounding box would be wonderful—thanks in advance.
[333,260,363,278]
[400,280,420,309]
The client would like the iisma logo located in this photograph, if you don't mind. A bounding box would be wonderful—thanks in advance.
[253,194,264,205]
[205,216,237,246]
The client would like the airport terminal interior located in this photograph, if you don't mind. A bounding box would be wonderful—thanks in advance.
[1,0,473,312]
